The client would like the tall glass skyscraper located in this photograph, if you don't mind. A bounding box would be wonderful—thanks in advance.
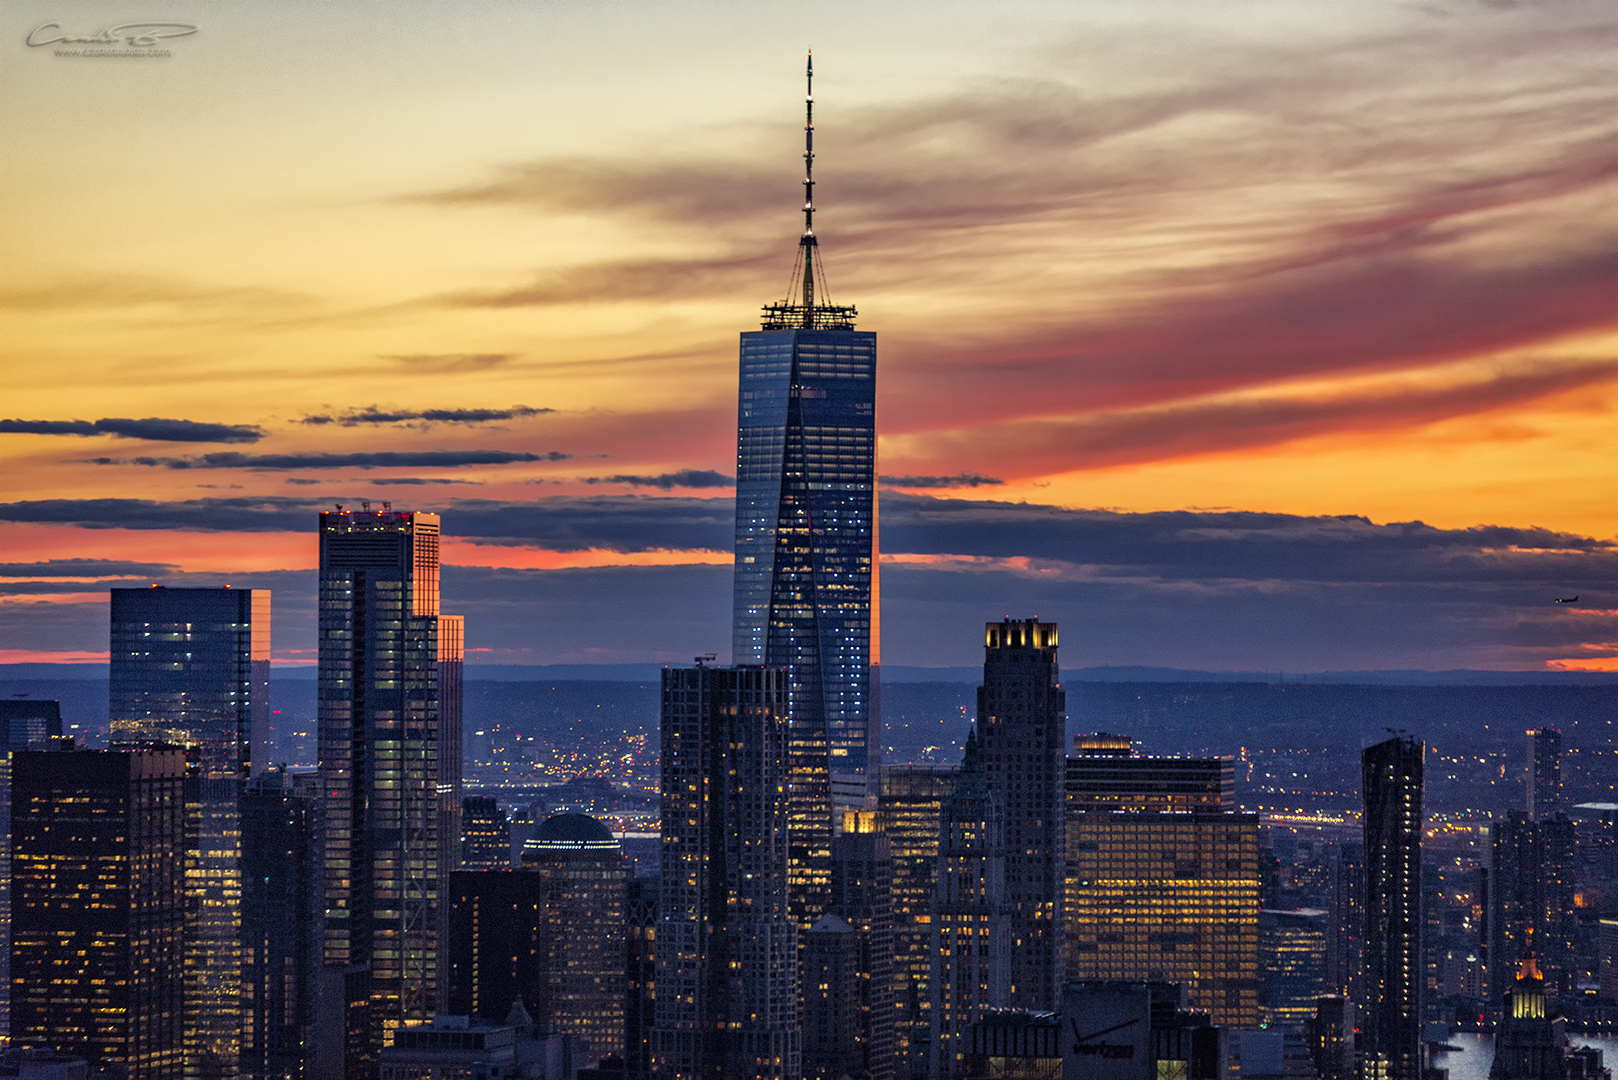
[1361,734,1424,1080]
[733,53,878,929]
[110,585,271,1080]
[318,508,442,1075]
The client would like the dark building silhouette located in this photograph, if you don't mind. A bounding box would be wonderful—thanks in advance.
[879,765,958,1080]
[1528,728,1564,822]
[730,56,878,936]
[519,814,629,1065]
[444,870,548,1024]
[960,1010,1061,1080]
[10,745,187,1080]
[110,585,270,1078]
[829,813,895,1080]
[1489,811,1577,1002]
[318,508,451,1071]
[804,915,863,1080]
[977,619,1065,1011]
[1061,981,1222,1080]
[624,876,657,1080]
[240,767,322,1080]
[1308,996,1355,1080]
[0,700,63,1047]
[1329,843,1364,1003]
[1362,735,1424,1080]
[654,664,797,1080]
[931,731,1007,1080]
[462,796,510,869]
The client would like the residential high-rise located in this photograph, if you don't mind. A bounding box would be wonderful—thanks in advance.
[110,585,271,1080]
[443,869,548,1024]
[0,699,63,1047]
[1488,810,1577,1001]
[1361,735,1424,1080]
[804,915,863,1080]
[930,732,1008,1080]
[318,508,444,1071]
[1527,728,1563,822]
[1065,810,1262,1028]
[829,811,895,1080]
[519,814,630,1065]
[879,765,958,1080]
[625,876,658,1080]
[10,745,187,1080]
[439,616,465,881]
[240,767,322,1080]
[655,664,798,1080]
[731,55,878,933]
[977,619,1065,1010]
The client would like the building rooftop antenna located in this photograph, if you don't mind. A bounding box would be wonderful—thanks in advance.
[762,51,857,332]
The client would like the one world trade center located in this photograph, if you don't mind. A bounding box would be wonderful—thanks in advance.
[732,53,878,926]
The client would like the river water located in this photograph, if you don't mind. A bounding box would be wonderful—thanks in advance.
[1431,1033,1618,1080]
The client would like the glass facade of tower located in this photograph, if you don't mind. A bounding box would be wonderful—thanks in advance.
[319,509,442,1073]
[109,585,271,1080]
[733,327,878,925]
[1361,735,1423,1080]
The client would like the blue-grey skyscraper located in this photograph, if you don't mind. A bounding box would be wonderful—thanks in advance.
[318,507,443,1076]
[110,585,271,1080]
[733,53,878,928]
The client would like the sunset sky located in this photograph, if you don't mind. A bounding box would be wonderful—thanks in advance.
[3,0,1615,671]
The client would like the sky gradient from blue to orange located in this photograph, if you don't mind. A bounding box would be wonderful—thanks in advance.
[2,0,1615,671]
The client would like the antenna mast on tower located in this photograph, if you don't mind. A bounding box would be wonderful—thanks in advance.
[762,51,857,331]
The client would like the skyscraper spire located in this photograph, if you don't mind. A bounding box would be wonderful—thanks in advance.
[801,51,816,309]
[763,52,856,331]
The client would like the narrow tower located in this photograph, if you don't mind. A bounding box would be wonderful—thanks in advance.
[1361,735,1424,1080]
[733,53,879,934]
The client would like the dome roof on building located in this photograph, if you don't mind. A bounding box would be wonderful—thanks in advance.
[523,812,619,852]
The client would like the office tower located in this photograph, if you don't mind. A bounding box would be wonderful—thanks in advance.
[110,585,270,1080]
[1528,728,1563,822]
[804,915,863,1080]
[519,814,629,1065]
[1328,843,1364,1002]
[439,615,464,882]
[1062,982,1222,1080]
[879,765,959,1080]
[625,877,658,1080]
[444,870,549,1023]
[1066,734,1234,813]
[10,745,187,1080]
[1361,735,1423,1080]
[1066,811,1262,1027]
[960,1012,1062,1079]
[930,732,1008,1080]
[318,507,444,1070]
[380,1013,571,1080]
[461,796,510,868]
[976,618,1065,1010]
[1488,958,1566,1080]
[731,56,878,934]
[0,700,63,1046]
[1259,908,1329,1029]
[655,664,798,1080]
[830,811,895,1080]
[1308,997,1355,1080]
[1488,810,1577,1001]
[240,768,322,1080]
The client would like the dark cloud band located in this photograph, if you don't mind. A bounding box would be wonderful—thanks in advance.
[85,450,571,471]
[2,417,263,444]
[582,470,736,490]
[881,473,1004,489]
[299,405,552,426]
